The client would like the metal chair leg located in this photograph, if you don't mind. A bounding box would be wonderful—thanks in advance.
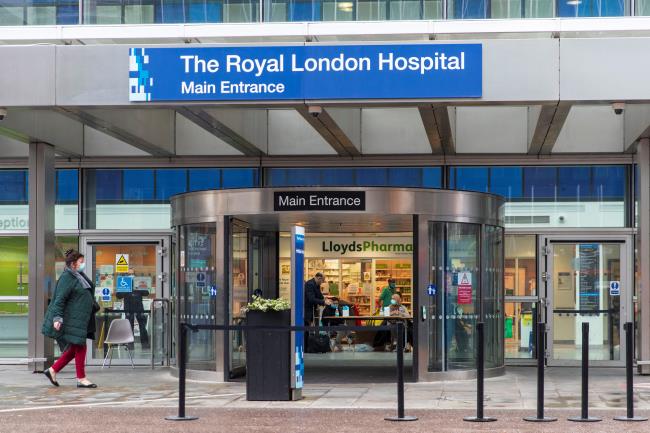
[125,345,135,369]
[108,345,115,367]
[102,344,111,369]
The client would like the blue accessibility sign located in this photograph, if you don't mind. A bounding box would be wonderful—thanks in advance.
[116,276,134,294]
[427,284,437,296]
[209,286,218,298]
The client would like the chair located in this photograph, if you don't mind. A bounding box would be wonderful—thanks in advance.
[102,319,135,368]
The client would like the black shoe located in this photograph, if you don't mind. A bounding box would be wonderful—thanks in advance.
[77,381,98,388]
[43,369,59,387]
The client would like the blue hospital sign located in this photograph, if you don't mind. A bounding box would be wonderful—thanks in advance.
[129,44,482,102]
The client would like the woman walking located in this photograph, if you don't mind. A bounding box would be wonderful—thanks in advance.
[41,249,99,388]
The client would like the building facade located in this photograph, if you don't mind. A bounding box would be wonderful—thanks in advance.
[1,6,650,379]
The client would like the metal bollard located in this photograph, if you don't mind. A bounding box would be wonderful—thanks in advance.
[166,323,199,421]
[568,322,601,422]
[614,322,647,422]
[385,321,418,422]
[464,322,497,422]
[524,322,557,422]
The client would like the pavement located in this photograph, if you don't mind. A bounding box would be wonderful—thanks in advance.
[2,365,650,432]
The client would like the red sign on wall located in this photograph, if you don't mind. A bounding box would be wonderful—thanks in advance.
[457,271,473,305]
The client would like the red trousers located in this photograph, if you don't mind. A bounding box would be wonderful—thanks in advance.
[52,343,87,379]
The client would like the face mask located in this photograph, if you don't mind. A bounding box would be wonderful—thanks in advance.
[390,299,397,305]
[78,262,86,272]
[389,283,396,289]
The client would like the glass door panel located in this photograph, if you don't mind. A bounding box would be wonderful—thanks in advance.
[445,223,480,370]
[504,234,538,361]
[90,243,159,363]
[549,242,622,363]
[180,224,217,370]
[229,220,250,378]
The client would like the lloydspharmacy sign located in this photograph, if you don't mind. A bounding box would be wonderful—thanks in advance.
[321,240,413,256]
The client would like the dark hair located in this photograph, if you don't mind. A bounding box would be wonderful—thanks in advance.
[315,272,324,279]
[64,249,84,267]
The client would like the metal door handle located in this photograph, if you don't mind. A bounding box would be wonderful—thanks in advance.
[421,306,427,321]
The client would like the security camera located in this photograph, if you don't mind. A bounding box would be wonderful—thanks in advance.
[0,108,6,121]
[308,106,322,118]
[612,102,625,115]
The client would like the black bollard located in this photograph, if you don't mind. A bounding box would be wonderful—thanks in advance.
[568,322,601,422]
[385,321,418,422]
[464,322,497,422]
[614,322,647,422]
[166,323,199,421]
[524,322,557,422]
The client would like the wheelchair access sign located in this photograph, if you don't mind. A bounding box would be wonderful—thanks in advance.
[116,276,134,293]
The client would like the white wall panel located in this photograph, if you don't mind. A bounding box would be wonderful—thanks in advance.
[268,109,335,155]
[203,108,268,152]
[175,113,242,156]
[553,105,623,153]
[84,126,149,156]
[455,106,528,153]
[561,38,650,101]
[361,108,430,154]
[0,135,28,157]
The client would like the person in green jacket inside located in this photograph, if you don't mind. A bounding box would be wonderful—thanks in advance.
[379,278,398,309]
[41,249,99,389]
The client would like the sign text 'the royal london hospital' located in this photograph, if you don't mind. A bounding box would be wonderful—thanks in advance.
[129,44,482,102]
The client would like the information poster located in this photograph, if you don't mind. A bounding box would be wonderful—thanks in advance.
[578,244,600,311]
[291,226,305,394]
[457,271,473,305]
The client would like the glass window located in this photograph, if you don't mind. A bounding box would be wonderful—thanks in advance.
[422,167,442,188]
[96,170,122,202]
[56,169,79,230]
[356,167,388,186]
[156,169,187,200]
[84,168,258,230]
[189,168,220,191]
[0,236,77,359]
[557,0,625,16]
[593,165,626,201]
[123,169,154,201]
[222,168,259,188]
[56,169,78,204]
[264,167,441,188]
[490,167,522,199]
[320,168,356,186]
[523,167,556,200]
[448,0,488,18]
[558,166,591,199]
[0,171,27,203]
[388,167,422,187]
[450,167,489,193]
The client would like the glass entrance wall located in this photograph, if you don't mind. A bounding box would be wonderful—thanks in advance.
[90,243,157,362]
[178,224,217,370]
[229,222,249,377]
[427,221,504,372]
[504,234,538,360]
[550,242,622,361]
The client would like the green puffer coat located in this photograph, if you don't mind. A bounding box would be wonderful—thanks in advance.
[42,269,95,347]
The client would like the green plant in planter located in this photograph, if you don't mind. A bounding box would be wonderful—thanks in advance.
[245,296,290,313]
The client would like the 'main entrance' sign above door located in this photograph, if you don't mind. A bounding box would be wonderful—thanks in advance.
[274,191,365,212]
